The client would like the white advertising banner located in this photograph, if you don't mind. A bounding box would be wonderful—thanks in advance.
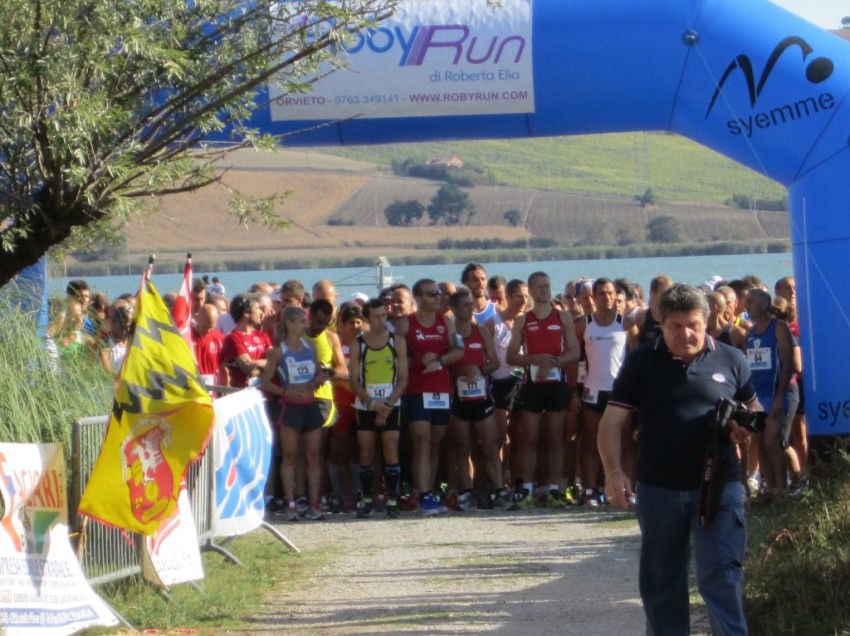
[270,0,535,120]
[212,389,272,537]
[0,443,118,636]
[141,488,204,588]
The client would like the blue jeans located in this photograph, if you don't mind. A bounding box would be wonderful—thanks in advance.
[636,481,748,636]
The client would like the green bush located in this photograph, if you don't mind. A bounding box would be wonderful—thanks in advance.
[744,443,850,634]
[0,295,113,455]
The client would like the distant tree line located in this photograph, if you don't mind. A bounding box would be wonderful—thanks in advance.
[726,194,789,211]
[390,158,496,187]
[437,237,558,250]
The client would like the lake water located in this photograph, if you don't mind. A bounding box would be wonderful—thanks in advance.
[48,252,794,299]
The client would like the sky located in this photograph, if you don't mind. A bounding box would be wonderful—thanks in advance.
[768,0,848,29]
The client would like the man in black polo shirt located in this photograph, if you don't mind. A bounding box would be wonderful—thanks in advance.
[598,283,760,636]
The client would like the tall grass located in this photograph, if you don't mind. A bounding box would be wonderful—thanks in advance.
[745,444,850,635]
[0,294,113,451]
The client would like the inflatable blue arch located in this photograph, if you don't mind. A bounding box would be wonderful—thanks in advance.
[242,0,850,436]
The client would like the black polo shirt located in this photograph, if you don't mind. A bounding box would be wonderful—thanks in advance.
[610,336,755,490]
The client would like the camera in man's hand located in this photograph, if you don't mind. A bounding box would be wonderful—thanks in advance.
[712,397,767,434]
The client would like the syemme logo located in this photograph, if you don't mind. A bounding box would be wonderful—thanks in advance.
[706,36,834,138]
[346,25,526,67]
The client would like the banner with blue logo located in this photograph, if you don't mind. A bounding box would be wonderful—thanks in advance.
[229,0,850,435]
[212,389,272,537]
[270,0,534,121]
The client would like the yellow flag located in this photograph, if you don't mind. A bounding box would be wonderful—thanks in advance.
[79,278,214,535]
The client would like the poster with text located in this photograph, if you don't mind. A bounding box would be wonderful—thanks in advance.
[0,443,118,636]
[141,487,204,587]
[269,0,535,120]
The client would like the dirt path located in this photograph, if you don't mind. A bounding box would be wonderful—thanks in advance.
[223,507,650,635]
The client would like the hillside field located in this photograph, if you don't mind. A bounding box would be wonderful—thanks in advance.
[73,133,791,274]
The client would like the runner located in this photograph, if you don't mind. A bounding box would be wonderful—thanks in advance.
[349,298,409,519]
[506,271,579,508]
[745,288,794,498]
[221,293,271,388]
[394,279,463,516]
[445,288,511,511]
[483,279,529,494]
[571,278,638,507]
[261,306,329,522]
[461,262,498,324]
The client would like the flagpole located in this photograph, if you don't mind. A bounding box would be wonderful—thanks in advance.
[145,254,156,281]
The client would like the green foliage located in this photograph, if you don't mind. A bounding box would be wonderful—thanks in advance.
[427,184,474,226]
[0,295,112,451]
[745,444,850,635]
[635,187,656,207]
[726,194,789,211]
[384,199,425,227]
[503,209,523,227]
[390,158,481,187]
[437,237,558,250]
[646,215,683,243]
[0,0,394,285]
[92,534,332,631]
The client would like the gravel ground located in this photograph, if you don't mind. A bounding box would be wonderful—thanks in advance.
[221,506,653,636]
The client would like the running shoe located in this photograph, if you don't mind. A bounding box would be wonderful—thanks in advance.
[329,495,343,514]
[457,490,478,512]
[399,492,419,512]
[547,489,568,509]
[356,496,374,519]
[304,505,325,521]
[386,499,400,519]
[515,489,536,510]
[319,496,331,513]
[787,477,809,498]
[296,495,309,516]
[491,488,518,511]
[445,491,460,511]
[420,492,441,517]
[564,485,580,506]
[583,488,599,508]
[265,498,286,515]
[374,494,387,512]
[287,501,299,522]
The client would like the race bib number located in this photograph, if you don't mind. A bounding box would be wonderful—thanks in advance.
[747,347,773,372]
[531,364,561,383]
[355,383,399,410]
[582,386,599,405]
[457,377,486,401]
[286,358,316,384]
[424,392,451,409]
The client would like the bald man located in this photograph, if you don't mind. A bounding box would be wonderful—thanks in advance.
[193,303,227,387]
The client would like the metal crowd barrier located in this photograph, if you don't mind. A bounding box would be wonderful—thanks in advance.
[69,396,297,589]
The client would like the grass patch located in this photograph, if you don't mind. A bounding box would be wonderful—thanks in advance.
[323,132,785,204]
[83,534,332,633]
[0,294,112,456]
[744,443,850,635]
[596,515,640,530]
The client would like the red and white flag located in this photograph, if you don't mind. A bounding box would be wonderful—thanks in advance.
[171,254,193,348]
